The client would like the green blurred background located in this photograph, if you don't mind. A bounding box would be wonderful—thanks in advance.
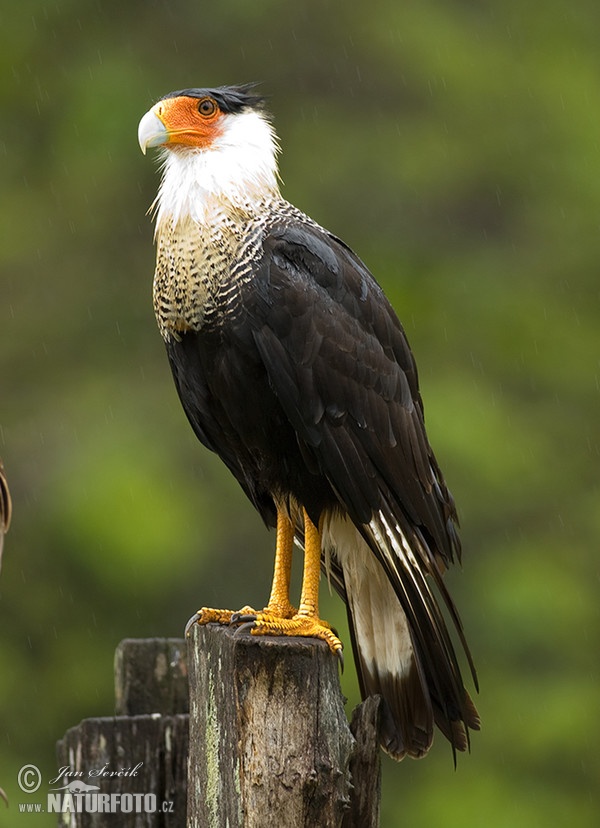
[1,0,598,825]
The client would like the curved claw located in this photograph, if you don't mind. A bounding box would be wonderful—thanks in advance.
[230,611,257,625]
[184,611,202,637]
[234,620,257,636]
[336,647,344,673]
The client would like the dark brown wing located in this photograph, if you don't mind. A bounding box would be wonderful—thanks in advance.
[250,222,457,554]
[248,221,479,756]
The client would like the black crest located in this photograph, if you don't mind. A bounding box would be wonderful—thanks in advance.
[159,83,266,114]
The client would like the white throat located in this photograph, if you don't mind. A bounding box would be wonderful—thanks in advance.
[153,109,281,229]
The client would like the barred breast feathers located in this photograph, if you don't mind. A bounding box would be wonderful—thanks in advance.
[150,108,332,342]
[151,108,285,341]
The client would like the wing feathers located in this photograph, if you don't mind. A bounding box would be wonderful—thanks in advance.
[247,218,479,757]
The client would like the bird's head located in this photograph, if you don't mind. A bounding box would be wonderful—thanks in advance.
[138,84,280,225]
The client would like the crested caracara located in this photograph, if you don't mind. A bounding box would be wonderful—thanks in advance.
[138,84,479,760]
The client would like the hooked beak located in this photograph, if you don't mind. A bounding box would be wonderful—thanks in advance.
[138,107,169,155]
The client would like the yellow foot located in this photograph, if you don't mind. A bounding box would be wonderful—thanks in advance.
[184,605,258,636]
[234,611,344,661]
[184,606,341,663]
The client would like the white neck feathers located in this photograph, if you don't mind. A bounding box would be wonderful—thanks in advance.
[152,109,280,229]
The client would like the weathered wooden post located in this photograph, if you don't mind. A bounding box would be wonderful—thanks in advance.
[56,638,189,826]
[186,623,380,827]
[56,631,381,827]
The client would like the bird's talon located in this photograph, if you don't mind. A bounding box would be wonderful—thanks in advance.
[184,606,242,637]
[247,613,344,657]
[235,620,257,636]
[184,611,202,637]
[230,611,257,624]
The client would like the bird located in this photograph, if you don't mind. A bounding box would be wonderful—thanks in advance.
[138,84,480,760]
[0,460,11,571]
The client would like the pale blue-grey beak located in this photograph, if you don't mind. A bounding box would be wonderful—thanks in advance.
[138,108,169,155]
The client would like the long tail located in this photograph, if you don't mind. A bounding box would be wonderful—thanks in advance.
[323,512,480,760]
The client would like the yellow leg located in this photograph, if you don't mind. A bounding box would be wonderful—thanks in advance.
[297,510,323,620]
[264,508,296,618]
[248,509,343,657]
[185,506,296,635]
[186,507,343,659]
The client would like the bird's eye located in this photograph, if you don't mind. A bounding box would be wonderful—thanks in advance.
[198,98,217,117]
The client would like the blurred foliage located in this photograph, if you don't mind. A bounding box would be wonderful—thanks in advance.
[1,0,599,825]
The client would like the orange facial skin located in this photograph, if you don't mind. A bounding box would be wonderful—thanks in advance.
[155,95,225,149]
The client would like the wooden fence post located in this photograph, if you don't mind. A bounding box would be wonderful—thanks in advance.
[56,631,381,827]
[56,638,189,827]
[186,623,381,828]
